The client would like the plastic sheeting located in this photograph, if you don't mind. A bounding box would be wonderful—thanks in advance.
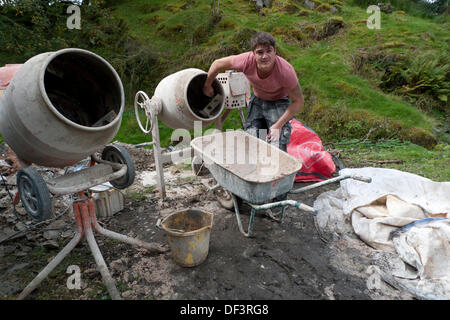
[314,167,450,299]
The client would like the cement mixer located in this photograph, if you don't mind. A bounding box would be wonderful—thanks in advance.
[134,69,250,198]
[0,48,171,301]
[0,48,135,222]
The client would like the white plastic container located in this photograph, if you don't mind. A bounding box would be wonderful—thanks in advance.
[89,183,124,218]
[216,70,250,109]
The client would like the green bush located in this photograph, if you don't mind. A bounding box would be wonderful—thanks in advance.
[0,0,130,60]
[0,0,163,105]
[381,52,449,112]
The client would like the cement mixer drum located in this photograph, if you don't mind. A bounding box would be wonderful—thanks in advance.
[153,68,225,130]
[0,48,125,168]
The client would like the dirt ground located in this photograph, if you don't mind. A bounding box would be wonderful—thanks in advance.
[0,143,414,300]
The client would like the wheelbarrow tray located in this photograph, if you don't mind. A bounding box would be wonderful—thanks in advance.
[191,130,302,204]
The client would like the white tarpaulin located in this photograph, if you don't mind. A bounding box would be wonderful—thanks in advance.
[314,167,450,299]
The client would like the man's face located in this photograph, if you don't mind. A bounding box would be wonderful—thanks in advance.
[253,44,276,74]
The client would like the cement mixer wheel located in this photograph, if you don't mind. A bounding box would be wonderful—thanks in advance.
[17,167,52,222]
[102,144,135,189]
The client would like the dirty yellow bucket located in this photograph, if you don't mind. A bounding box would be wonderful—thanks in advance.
[157,209,213,267]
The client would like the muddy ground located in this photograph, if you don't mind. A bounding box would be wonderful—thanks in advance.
[0,143,414,300]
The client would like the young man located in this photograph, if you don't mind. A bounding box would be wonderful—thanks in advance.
[203,32,304,204]
[203,31,304,152]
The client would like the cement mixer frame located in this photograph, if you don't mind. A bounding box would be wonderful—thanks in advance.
[15,144,135,222]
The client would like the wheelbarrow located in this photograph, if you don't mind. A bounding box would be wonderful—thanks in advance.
[191,130,371,237]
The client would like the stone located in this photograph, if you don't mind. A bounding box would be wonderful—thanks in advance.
[254,0,272,10]
[304,0,315,11]
[122,290,133,299]
[43,230,59,240]
[0,160,11,168]
[110,259,127,273]
[0,196,12,208]
[16,207,27,216]
[378,3,393,14]
[48,219,66,229]
[7,262,30,273]
[0,188,9,197]
[84,268,100,280]
[2,245,16,255]
[61,229,74,238]
[6,174,16,186]
[15,222,27,232]
[41,240,60,249]
[330,6,339,14]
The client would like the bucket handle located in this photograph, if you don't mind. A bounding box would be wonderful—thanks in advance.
[156,218,186,233]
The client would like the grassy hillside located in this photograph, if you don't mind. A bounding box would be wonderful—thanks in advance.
[0,0,448,180]
[109,0,448,149]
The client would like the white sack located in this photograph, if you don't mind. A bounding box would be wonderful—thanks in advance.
[339,167,450,216]
[313,167,450,299]
[351,195,428,251]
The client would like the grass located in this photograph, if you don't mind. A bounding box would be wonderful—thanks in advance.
[334,139,450,181]
[108,0,449,182]
[109,0,448,147]
[0,0,447,181]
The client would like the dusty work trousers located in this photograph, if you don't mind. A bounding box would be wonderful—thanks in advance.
[244,95,292,201]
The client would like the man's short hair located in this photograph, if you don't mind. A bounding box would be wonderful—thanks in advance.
[251,32,276,51]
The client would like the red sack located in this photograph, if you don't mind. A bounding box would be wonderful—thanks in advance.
[0,64,23,89]
[287,119,336,182]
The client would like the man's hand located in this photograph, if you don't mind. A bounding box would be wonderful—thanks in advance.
[268,123,282,142]
[203,83,214,97]
[268,84,304,143]
[203,55,235,97]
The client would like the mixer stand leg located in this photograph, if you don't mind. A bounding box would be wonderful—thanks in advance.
[17,197,167,300]
[17,205,84,300]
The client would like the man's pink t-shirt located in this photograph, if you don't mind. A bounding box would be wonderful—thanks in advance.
[232,51,298,101]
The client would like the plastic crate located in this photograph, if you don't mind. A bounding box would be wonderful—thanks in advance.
[216,71,250,109]
[89,183,124,218]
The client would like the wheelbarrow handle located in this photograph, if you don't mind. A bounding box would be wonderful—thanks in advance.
[350,174,372,183]
[289,174,372,194]
[249,200,318,216]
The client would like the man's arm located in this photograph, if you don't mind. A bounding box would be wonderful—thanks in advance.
[269,83,304,141]
[203,56,235,97]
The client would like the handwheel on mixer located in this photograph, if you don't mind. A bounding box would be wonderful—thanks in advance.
[101,144,135,189]
[134,90,154,134]
[17,167,52,222]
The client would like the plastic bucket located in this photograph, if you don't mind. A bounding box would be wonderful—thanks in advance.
[157,209,213,267]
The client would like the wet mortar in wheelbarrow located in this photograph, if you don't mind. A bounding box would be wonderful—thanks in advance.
[191,130,371,237]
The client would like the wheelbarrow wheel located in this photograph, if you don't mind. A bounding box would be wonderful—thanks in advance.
[102,144,135,189]
[17,167,52,222]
